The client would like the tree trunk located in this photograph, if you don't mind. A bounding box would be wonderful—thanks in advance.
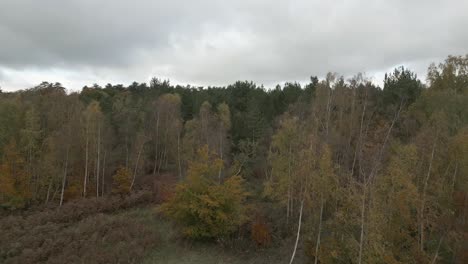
[347,86,357,152]
[177,133,182,180]
[152,112,160,176]
[59,146,70,207]
[158,126,169,174]
[357,102,401,264]
[218,129,223,182]
[51,184,59,202]
[286,188,290,226]
[369,100,403,182]
[451,162,458,194]
[45,178,52,204]
[83,120,89,198]
[358,187,366,264]
[351,96,367,177]
[130,141,145,191]
[162,144,168,170]
[125,117,130,169]
[157,147,165,175]
[96,123,100,197]
[289,198,304,264]
[420,138,437,252]
[431,236,444,264]
[101,150,106,196]
[286,144,292,226]
[325,86,333,141]
[314,196,324,264]
[27,147,33,193]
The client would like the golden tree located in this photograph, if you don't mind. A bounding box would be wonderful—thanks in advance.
[112,166,132,196]
[162,145,248,240]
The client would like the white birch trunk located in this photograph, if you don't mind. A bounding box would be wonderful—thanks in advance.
[83,119,89,198]
[358,187,366,264]
[314,197,324,264]
[177,133,182,180]
[101,150,106,196]
[153,112,160,176]
[130,141,145,191]
[289,198,304,264]
[96,123,100,197]
[59,146,69,206]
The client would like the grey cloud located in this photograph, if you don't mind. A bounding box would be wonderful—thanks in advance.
[0,0,467,89]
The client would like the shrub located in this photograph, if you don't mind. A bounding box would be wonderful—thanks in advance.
[162,146,249,240]
[112,166,132,195]
[251,215,271,247]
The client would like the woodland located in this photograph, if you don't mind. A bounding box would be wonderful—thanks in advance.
[0,55,467,263]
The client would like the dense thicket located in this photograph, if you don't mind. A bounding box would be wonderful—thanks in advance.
[0,55,466,263]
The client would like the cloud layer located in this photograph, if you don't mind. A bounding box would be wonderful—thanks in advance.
[1,0,467,91]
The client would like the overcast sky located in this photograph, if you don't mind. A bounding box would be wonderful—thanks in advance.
[1,0,467,91]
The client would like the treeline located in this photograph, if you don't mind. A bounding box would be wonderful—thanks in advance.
[0,55,467,263]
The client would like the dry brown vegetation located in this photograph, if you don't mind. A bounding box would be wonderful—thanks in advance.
[0,192,158,264]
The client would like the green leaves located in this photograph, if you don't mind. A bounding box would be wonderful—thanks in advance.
[382,66,422,111]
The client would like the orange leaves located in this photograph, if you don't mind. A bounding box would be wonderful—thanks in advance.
[251,215,271,247]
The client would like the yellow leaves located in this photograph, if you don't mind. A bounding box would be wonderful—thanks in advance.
[162,146,248,240]
[369,143,421,262]
[187,145,223,183]
[199,193,219,208]
[159,93,181,106]
[112,166,132,195]
[314,145,338,198]
[271,115,300,151]
[83,101,104,130]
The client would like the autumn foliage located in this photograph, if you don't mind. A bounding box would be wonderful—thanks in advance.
[0,141,30,209]
[0,55,467,262]
[251,215,271,247]
[112,166,132,196]
[162,145,249,240]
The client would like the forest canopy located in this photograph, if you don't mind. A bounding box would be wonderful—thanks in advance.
[0,55,467,263]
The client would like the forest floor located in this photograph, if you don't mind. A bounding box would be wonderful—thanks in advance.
[138,207,299,264]
[1,195,303,264]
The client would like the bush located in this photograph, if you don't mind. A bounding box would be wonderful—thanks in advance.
[162,146,249,240]
[152,172,177,203]
[163,175,249,240]
[112,166,132,195]
[251,215,271,247]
